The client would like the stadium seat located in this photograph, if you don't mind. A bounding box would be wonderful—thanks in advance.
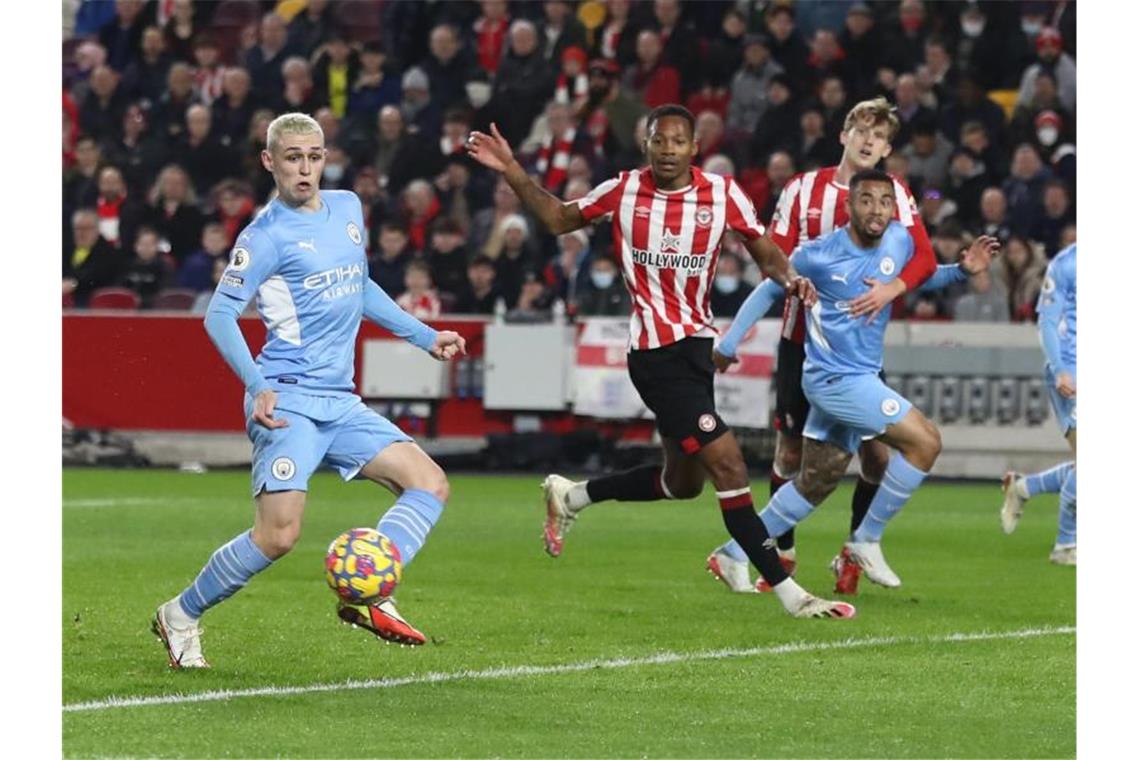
[904,375,933,418]
[966,376,993,424]
[937,376,963,424]
[995,378,1022,425]
[152,288,199,311]
[63,290,76,309]
[1023,377,1050,426]
[88,287,141,310]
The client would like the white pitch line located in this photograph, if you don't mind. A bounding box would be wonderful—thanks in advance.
[63,625,1074,714]
[63,498,218,509]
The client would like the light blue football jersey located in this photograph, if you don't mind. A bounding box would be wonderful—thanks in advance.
[794,222,914,376]
[1037,243,1076,374]
[215,190,370,396]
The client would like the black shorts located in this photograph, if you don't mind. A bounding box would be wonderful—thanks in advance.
[627,336,727,454]
[774,337,810,438]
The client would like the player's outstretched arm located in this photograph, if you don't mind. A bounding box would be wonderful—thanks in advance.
[465,122,587,235]
[204,293,287,429]
[913,235,1001,293]
[713,278,785,373]
[741,235,816,305]
[362,279,466,360]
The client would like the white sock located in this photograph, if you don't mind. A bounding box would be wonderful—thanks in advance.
[567,482,592,510]
[778,547,797,562]
[1015,478,1031,500]
[772,577,808,611]
[165,596,198,626]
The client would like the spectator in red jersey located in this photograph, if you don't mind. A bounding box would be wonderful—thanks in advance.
[178,221,229,292]
[592,0,638,68]
[146,164,204,264]
[64,208,123,307]
[95,165,145,250]
[1002,144,1053,238]
[624,30,681,109]
[456,254,505,315]
[163,0,204,64]
[209,179,254,247]
[726,34,785,139]
[122,26,172,104]
[401,179,442,254]
[79,65,127,143]
[472,0,511,77]
[425,218,471,301]
[370,222,414,298]
[119,225,171,308]
[998,235,1046,323]
[396,259,443,319]
[764,5,809,94]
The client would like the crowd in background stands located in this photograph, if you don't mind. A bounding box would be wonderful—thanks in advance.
[62,0,1076,323]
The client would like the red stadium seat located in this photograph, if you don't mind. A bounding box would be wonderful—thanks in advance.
[88,287,141,310]
[152,288,198,311]
[63,290,76,309]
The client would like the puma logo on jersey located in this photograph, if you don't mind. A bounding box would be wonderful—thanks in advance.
[298,240,317,252]
[831,273,848,284]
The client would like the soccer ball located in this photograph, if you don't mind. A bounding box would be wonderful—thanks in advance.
[325,528,403,604]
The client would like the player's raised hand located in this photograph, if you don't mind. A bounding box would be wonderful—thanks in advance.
[960,235,1001,275]
[429,331,467,361]
[849,277,906,322]
[1055,370,1076,399]
[251,389,288,429]
[786,275,817,307]
[464,122,515,173]
[712,345,739,374]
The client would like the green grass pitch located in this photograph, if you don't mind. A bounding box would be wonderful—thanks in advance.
[63,468,1074,758]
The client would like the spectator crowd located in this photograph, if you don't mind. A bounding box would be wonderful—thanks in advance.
[62,0,1076,323]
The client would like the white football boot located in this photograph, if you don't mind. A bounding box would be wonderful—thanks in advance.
[705,549,756,593]
[788,594,857,619]
[542,474,582,557]
[1049,544,1077,566]
[152,598,210,669]
[1000,471,1028,534]
[844,541,902,588]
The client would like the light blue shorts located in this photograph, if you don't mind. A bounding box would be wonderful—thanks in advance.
[802,371,913,454]
[244,391,413,496]
[1045,365,1076,436]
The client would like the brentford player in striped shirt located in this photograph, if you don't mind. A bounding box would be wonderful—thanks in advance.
[467,104,855,619]
[707,97,938,597]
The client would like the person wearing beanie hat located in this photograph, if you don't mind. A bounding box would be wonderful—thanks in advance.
[1017,27,1076,112]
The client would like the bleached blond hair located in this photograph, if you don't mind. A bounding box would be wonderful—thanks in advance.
[266,112,324,153]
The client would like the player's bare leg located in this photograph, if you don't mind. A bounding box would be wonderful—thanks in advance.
[542,440,698,558]
[337,442,451,646]
[154,489,305,668]
[846,409,942,587]
[699,431,855,618]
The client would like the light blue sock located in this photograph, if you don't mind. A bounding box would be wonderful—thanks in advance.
[853,454,928,543]
[717,539,748,562]
[759,482,816,538]
[1057,467,1077,545]
[1025,461,1074,498]
[376,488,444,567]
[178,530,272,619]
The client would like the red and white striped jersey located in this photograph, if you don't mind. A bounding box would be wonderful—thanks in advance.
[576,166,765,351]
[768,166,936,342]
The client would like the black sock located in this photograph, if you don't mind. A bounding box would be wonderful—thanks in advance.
[850,477,879,537]
[721,504,789,587]
[771,472,795,551]
[586,465,664,504]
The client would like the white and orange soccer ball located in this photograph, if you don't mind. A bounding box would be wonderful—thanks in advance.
[325,528,403,604]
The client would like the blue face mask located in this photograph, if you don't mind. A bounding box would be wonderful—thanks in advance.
[590,271,615,289]
[714,275,740,293]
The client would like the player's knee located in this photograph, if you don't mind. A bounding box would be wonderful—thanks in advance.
[417,467,450,505]
[666,475,703,500]
[915,420,942,468]
[256,523,301,559]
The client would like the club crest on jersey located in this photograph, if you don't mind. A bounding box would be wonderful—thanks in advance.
[1042,275,1055,294]
[879,258,896,275]
[695,206,713,228]
[881,398,901,417]
[347,222,362,245]
[230,246,251,271]
[271,457,296,480]
[698,414,717,432]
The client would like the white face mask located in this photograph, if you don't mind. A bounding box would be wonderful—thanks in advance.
[324,164,345,182]
[1037,126,1059,146]
[1021,19,1043,37]
[961,19,985,38]
[714,275,740,293]
[590,271,615,289]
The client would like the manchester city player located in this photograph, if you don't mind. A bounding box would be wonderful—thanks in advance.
[710,181,997,592]
[715,169,998,590]
[1001,243,1077,565]
[153,113,467,667]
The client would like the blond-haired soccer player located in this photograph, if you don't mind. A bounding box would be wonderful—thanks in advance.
[152,113,466,667]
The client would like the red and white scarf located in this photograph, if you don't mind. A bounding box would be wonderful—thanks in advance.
[553,72,588,108]
[535,127,576,192]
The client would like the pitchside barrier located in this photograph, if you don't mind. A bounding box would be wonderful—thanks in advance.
[62,313,1067,477]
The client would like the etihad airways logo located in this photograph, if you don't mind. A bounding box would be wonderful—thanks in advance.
[303,262,365,300]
